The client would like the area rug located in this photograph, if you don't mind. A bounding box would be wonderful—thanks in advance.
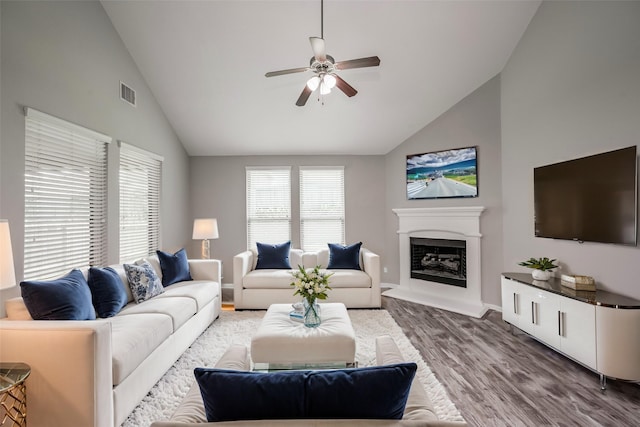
[121,309,464,426]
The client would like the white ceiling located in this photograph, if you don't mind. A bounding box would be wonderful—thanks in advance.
[101,1,540,156]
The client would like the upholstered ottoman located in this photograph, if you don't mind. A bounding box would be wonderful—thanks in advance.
[250,303,356,364]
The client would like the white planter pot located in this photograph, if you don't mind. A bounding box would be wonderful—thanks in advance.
[532,270,552,281]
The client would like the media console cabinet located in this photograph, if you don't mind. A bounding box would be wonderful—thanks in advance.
[501,273,640,390]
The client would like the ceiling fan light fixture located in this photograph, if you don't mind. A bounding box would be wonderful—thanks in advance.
[324,73,337,89]
[320,81,331,95]
[306,76,321,91]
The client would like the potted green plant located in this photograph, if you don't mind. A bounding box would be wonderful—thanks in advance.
[518,257,558,281]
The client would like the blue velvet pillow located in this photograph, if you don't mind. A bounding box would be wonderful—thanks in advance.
[88,267,128,318]
[194,363,416,422]
[255,241,291,269]
[194,368,305,421]
[20,269,96,320]
[157,248,193,286]
[306,363,417,419]
[327,242,362,270]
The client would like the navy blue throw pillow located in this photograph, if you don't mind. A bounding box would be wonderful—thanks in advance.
[88,267,128,318]
[194,363,416,422]
[255,241,291,269]
[157,248,193,286]
[306,363,417,419]
[194,368,306,421]
[20,269,96,320]
[327,242,362,270]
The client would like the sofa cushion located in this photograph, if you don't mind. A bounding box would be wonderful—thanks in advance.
[327,242,362,270]
[109,313,173,385]
[242,270,295,289]
[157,248,193,287]
[156,280,219,311]
[323,269,372,288]
[20,270,96,321]
[194,363,416,422]
[124,262,165,303]
[255,241,292,269]
[88,267,128,318]
[117,296,197,331]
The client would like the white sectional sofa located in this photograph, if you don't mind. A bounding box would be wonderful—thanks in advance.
[233,248,381,309]
[0,257,222,427]
[150,335,467,426]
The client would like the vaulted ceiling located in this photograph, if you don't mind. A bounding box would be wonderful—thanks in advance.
[101,1,540,156]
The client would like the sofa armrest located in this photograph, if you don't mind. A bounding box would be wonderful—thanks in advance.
[233,251,254,308]
[188,259,222,283]
[0,319,113,427]
[362,248,381,307]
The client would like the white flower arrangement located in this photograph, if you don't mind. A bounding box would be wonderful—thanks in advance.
[290,265,333,304]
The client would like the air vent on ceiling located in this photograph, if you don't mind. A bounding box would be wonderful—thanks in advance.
[120,81,136,107]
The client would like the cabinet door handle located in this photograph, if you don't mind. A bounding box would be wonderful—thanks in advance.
[531,301,536,324]
[513,293,518,315]
[558,311,562,336]
[561,312,566,337]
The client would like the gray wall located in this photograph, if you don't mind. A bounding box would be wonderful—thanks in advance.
[384,76,504,305]
[0,1,191,305]
[190,155,386,282]
[501,1,640,298]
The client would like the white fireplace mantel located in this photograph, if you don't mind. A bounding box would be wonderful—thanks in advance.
[383,206,487,318]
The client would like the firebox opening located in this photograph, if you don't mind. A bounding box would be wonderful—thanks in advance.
[410,237,467,288]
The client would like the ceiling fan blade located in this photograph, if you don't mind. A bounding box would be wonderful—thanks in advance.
[335,56,381,71]
[296,85,313,107]
[334,75,357,97]
[309,37,327,62]
[265,67,309,78]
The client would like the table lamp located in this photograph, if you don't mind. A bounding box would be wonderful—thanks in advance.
[0,220,17,289]
[192,218,219,259]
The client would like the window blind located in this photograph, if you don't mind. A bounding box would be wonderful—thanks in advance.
[300,166,345,251]
[24,108,111,280]
[246,167,291,249]
[119,142,163,262]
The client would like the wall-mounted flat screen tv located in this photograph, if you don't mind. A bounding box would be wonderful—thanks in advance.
[534,146,638,246]
[406,146,478,200]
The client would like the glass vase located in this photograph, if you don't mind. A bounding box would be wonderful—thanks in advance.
[303,298,321,328]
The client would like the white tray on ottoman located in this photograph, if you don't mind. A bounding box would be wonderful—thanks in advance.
[250,303,356,364]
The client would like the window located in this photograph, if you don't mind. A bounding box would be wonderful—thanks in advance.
[300,167,345,251]
[119,141,163,262]
[246,167,291,249]
[24,108,110,280]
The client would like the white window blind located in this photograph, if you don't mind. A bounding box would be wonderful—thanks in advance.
[246,167,291,249]
[24,108,111,280]
[300,166,345,251]
[119,142,163,262]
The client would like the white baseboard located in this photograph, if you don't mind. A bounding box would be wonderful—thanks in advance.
[484,303,502,312]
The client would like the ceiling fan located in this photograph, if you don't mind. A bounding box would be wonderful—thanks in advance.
[265,0,381,106]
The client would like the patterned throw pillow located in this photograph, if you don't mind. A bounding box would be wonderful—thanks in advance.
[123,261,164,303]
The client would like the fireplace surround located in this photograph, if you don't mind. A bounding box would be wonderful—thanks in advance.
[383,207,486,318]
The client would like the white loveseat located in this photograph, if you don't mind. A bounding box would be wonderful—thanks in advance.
[233,248,381,309]
[0,256,222,427]
[150,335,467,427]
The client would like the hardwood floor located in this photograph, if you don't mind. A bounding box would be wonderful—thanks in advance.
[382,296,640,426]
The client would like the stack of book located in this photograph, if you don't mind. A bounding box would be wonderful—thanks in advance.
[560,274,596,291]
[289,309,304,323]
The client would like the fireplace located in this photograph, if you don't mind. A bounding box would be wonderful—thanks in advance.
[410,237,466,287]
[383,207,486,318]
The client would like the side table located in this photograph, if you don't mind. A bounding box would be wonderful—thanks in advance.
[0,363,31,427]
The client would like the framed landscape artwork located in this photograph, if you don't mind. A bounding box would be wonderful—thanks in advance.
[406,146,478,200]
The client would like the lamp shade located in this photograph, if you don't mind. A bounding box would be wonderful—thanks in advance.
[192,218,219,240]
[0,220,16,289]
